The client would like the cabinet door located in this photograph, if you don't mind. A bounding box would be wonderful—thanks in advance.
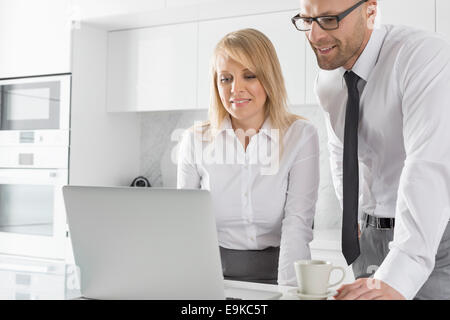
[0,0,71,78]
[107,22,198,111]
[377,0,435,31]
[436,0,450,40]
[197,11,306,109]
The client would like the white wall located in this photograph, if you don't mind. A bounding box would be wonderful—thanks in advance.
[0,0,72,78]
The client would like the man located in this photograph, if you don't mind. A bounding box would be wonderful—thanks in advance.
[293,0,450,299]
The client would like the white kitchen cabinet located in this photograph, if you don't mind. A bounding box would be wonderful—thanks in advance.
[377,0,435,31]
[69,0,165,20]
[0,0,72,78]
[436,0,450,40]
[196,0,299,21]
[85,0,300,31]
[107,22,198,112]
[167,0,299,12]
[166,0,215,7]
[197,11,306,109]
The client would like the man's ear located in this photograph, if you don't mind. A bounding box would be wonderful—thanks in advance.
[366,2,378,30]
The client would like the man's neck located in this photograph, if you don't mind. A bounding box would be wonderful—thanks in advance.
[343,29,374,70]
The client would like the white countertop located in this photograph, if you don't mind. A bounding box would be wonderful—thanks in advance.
[0,229,345,300]
[0,254,344,300]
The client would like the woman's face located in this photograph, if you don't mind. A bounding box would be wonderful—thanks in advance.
[216,54,267,129]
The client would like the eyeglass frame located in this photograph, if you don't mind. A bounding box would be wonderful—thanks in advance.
[291,0,369,31]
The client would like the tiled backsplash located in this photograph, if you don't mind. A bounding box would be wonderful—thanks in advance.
[140,105,341,230]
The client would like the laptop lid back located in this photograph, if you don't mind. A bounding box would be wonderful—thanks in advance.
[63,186,225,300]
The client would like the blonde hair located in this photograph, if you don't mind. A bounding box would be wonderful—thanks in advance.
[203,28,304,138]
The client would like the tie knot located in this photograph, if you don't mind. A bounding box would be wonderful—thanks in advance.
[344,71,360,89]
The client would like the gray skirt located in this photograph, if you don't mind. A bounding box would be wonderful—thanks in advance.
[219,246,280,285]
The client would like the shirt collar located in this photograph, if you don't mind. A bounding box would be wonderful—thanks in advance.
[216,114,233,136]
[340,25,387,82]
[217,114,274,140]
[259,117,274,140]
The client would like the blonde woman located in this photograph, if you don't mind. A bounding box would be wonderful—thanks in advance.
[177,28,319,286]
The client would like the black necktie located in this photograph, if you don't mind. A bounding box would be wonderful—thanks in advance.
[342,71,361,265]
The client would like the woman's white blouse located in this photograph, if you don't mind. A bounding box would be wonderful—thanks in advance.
[177,116,320,285]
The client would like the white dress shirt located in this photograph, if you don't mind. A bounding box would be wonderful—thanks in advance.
[315,24,450,299]
[177,115,320,285]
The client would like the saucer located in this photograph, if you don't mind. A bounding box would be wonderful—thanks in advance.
[287,288,337,300]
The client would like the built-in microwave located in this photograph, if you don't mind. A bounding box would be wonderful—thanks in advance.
[0,74,70,146]
[0,74,71,260]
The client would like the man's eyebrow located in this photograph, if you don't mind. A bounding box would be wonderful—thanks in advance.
[300,11,336,17]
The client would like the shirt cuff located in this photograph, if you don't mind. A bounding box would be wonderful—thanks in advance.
[373,247,430,300]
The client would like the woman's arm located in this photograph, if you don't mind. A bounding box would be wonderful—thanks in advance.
[177,130,201,189]
[278,123,320,286]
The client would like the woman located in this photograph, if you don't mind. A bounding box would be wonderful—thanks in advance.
[177,28,319,286]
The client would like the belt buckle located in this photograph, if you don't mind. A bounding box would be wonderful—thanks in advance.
[376,217,393,230]
[376,218,385,230]
[363,212,370,228]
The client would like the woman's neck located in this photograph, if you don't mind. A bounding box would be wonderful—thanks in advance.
[230,116,265,135]
[230,115,266,151]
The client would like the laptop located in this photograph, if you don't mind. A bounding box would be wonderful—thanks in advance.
[62,186,282,300]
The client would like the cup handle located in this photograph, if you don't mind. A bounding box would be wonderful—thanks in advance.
[328,266,346,288]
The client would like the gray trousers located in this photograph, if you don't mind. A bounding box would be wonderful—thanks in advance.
[352,221,450,300]
[219,246,279,284]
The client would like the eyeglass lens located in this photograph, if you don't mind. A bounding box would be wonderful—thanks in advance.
[295,17,339,31]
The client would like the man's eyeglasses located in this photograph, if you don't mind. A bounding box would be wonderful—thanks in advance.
[291,0,368,31]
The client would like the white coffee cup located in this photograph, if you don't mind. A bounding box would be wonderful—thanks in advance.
[294,260,346,296]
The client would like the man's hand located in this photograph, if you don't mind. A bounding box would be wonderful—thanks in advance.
[333,278,406,300]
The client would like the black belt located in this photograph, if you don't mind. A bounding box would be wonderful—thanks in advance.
[219,246,279,284]
[362,213,395,230]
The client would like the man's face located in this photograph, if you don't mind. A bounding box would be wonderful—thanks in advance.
[300,0,370,70]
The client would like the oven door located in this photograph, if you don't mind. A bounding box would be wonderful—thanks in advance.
[0,74,70,132]
[0,169,68,259]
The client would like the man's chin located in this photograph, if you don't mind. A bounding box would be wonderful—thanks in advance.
[315,53,346,70]
[313,46,349,70]
[317,60,341,70]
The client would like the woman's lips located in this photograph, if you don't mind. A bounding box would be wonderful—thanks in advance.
[231,99,251,107]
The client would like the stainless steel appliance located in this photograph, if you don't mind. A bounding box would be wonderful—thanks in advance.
[0,74,70,259]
